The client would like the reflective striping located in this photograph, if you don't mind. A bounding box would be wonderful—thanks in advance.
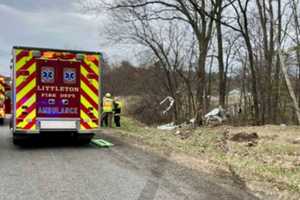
[15,49,23,59]
[15,49,37,131]
[80,110,98,128]
[81,60,99,80]
[16,56,30,71]
[80,66,99,90]
[80,120,91,130]
[16,57,35,73]
[81,105,98,121]
[80,95,99,116]
[80,88,98,111]
[80,80,98,106]
[80,74,99,95]
[16,87,36,109]
[16,55,33,71]
[84,58,99,76]
[16,78,36,103]
[16,71,36,93]
[16,94,36,118]
[16,62,36,88]
[80,55,100,130]
[24,119,37,130]
[16,50,29,63]
[16,108,36,129]
[91,59,99,68]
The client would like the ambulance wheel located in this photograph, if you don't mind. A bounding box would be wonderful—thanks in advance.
[0,118,4,125]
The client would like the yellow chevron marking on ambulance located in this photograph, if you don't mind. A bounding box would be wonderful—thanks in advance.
[84,58,99,76]
[80,124,85,130]
[16,78,36,103]
[80,80,98,104]
[16,94,36,118]
[80,66,99,91]
[80,95,99,116]
[15,49,37,131]
[16,55,33,71]
[80,110,97,128]
[15,49,24,58]
[16,108,36,129]
[16,63,36,88]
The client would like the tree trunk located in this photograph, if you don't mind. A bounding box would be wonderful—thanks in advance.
[278,51,300,124]
[216,0,226,107]
[245,36,260,125]
[272,0,282,123]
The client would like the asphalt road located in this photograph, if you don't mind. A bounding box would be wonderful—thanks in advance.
[0,123,259,200]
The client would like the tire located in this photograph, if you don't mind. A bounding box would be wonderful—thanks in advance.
[0,118,4,125]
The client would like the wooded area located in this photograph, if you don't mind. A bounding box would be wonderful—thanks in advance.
[85,0,300,126]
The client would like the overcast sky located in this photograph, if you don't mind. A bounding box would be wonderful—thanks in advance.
[0,0,135,76]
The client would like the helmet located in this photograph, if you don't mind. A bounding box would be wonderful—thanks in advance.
[105,93,112,98]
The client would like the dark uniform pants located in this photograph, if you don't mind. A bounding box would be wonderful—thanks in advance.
[114,114,121,127]
[102,112,113,128]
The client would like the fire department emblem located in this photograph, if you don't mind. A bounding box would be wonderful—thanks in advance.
[41,67,55,83]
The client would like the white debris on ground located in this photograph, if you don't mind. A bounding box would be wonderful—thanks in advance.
[189,118,196,124]
[157,122,178,130]
[204,106,227,125]
[157,105,228,131]
[160,96,175,115]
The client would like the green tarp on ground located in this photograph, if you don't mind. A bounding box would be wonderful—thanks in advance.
[91,139,114,148]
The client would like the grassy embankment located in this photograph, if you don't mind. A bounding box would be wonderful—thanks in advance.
[111,116,300,198]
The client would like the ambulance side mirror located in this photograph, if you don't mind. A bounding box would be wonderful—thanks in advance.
[17,70,30,76]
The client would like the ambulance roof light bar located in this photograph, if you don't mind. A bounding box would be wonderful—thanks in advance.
[32,50,41,58]
[76,54,85,60]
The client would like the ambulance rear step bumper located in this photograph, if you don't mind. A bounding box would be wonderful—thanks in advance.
[13,131,94,145]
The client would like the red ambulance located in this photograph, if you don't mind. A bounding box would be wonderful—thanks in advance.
[11,46,102,144]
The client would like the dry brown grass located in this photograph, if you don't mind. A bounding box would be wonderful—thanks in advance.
[114,118,300,199]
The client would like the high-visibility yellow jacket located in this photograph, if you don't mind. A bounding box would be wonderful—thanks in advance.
[103,97,114,113]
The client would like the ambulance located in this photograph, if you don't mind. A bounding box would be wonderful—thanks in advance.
[0,77,6,124]
[11,46,102,144]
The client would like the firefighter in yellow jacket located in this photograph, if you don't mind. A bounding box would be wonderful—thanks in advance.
[102,93,114,127]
